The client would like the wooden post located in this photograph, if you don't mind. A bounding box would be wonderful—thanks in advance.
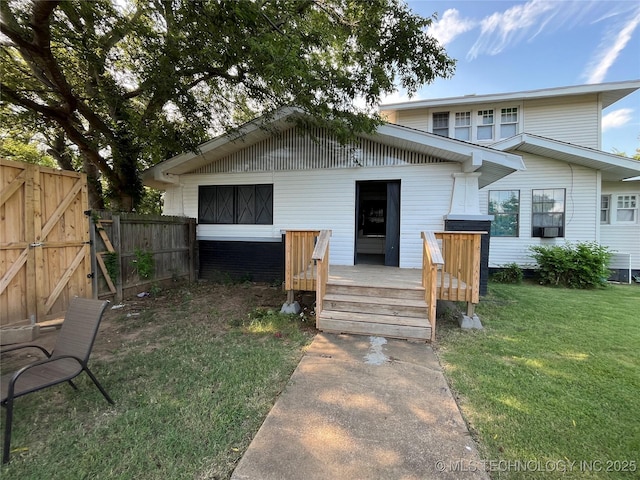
[23,164,37,322]
[466,302,475,317]
[88,212,99,299]
[32,165,46,321]
[112,214,123,302]
[188,218,196,282]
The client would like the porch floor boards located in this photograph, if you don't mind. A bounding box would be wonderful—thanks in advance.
[294,264,467,294]
[329,265,467,294]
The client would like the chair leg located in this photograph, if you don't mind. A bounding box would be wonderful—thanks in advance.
[3,398,14,464]
[83,368,114,405]
[67,380,79,390]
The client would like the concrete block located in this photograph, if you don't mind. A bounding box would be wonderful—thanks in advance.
[1,324,40,345]
[458,314,483,330]
[280,301,301,315]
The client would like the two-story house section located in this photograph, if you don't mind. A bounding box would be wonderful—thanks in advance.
[380,81,640,282]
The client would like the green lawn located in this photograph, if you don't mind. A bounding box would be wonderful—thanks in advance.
[437,282,640,479]
[1,282,313,479]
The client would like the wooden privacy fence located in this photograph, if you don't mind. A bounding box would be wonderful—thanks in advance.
[1,159,91,327]
[90,211,196,301]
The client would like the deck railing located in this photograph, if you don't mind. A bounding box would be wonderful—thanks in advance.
[311,230,331,316]
[283,229,331,309]
[284,230,321,292]
[434,231,484,312]
[421,232,444,342]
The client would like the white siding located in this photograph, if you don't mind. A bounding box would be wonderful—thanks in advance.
[169,163,458,268]
[479,155,599,267]
[600,181,640,270]
[162,185,184,216]
[395,109,430,131]
[523,95,600,149]
[385,94,601,149]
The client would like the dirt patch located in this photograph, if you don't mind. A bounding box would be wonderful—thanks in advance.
[1,280,317,370]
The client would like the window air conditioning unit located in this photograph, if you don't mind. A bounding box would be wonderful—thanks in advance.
[542,227,559,238]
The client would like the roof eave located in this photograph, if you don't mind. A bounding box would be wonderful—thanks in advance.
[492,134,640,182]
[379,80,640,111]
[142,113,525,189]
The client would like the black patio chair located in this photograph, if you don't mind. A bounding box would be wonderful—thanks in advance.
[1,297,114,463]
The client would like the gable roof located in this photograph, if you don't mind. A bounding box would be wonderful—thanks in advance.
[491,133,640,182]
[142,108,525,189]
[379,80,640,111]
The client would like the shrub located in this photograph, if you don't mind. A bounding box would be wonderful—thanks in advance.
[492,263,524,284]
[529,242,612,288]
[132,248,154,279]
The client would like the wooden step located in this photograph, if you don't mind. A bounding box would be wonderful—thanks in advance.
[318,309,429,327]
[323,293,427,318]
[325,282,425,301]
[317,310,431,341]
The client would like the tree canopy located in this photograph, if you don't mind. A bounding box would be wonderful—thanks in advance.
[1,0,455,210]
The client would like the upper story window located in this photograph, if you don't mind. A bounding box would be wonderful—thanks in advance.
[454,112,471,141]
[532,188,565,238]
[616,195,637,223]
[199,184,273,225]
[500,107,518,138]
[477,110,494,140]
[430,105,519,142]
[600,195,610,224]
[432,112,449,137]
[489,190,520,237]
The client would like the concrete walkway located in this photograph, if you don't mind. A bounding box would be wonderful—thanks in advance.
[231,333,489,480]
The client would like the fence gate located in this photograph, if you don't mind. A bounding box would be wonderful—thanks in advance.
[0,159,91,327]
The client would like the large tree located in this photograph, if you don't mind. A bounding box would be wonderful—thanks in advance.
[1,0,454,210]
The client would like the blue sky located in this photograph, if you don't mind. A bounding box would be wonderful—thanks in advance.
[383,0,640,155]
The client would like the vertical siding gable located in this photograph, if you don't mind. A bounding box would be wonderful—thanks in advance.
[188,127,446,175]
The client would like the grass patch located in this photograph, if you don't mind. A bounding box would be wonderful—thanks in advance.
[437,282,640,479]
[1,282,314,479]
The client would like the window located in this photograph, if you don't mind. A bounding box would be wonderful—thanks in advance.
[198,185,273,224]
[454,112,471,140]
[432,112,449,137]
[500,107,518,138]
[489,190,520,237]
[477,110,494,140]
[616,195,637,222]
[532,189,565,237]
[600,195,610,224]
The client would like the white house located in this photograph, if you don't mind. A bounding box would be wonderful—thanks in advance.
[142,107,524,286]
[380,80,640,282]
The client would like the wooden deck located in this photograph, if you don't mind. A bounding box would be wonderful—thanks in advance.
[328,265,467,292]
[297,265,467,296]
[284,229,481,342]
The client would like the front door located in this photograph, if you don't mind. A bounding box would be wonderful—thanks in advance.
[355,180,401,266]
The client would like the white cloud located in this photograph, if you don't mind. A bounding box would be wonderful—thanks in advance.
[583,7,640,84]
[428,9,475,46]
[467,0,558,60]
[602,108,634,131]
